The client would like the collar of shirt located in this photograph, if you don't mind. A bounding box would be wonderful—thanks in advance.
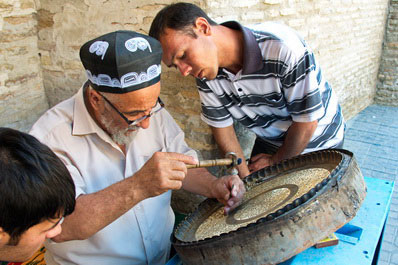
[220,21,263,75]
[72,82,118,148]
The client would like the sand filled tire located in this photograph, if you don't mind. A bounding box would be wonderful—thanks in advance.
[173,149,367,265]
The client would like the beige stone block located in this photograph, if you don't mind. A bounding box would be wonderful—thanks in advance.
[280,8,295,16]
[0,2,14,10]
[0,62,13,72]
[232,0,259,7]
[225,14,242,21]
[0,29,36,43]
[387,42,398,48]
[39,50,51,65]
[62,60,82,70]
[0,15,3,31]
[242,11,264,21]
[207,1,222,8]
[3,14,32,25]
[288,18,305,28]
[264,0,281,4]
[0,73,8,87]
[83,0,106,5]
[27,55,39,65]
[20,0,35,10]
[4,45,27,56]
[37,8,54,29]
[5,72,38,87]
[266,8,280,17]
[5,61,38,79]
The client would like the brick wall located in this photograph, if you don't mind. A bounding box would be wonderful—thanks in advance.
[0,0,48,131]
[33,0,390,152]
[0,0,391,213]
[376,0,398,106]
[206,0,389,119]
[1,0,390,143]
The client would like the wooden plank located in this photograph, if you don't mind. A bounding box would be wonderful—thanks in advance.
[280,177,394,265]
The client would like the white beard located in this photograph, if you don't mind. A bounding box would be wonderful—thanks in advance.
[110,127,140,146]
[100,115,140,146]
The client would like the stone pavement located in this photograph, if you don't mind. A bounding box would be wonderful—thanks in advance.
[344,104,398,265]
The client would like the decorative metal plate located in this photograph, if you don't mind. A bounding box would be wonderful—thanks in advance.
[173,150,366,265]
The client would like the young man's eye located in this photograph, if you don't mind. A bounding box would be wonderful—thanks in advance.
[179,53,186,60]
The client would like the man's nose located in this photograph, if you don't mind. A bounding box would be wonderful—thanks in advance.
[177,62,192,77]
[136,117,150,129]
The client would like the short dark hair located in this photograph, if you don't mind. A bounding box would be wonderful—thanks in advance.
[0,127,75,245]
[149,2,218,40]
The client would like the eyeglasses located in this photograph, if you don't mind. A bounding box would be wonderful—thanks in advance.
[99,93,164,127]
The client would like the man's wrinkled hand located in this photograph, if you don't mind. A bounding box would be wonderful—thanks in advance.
[133,152,197,200]
[211,175,245,215]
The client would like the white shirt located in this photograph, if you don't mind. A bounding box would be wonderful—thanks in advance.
[30,85,197,265]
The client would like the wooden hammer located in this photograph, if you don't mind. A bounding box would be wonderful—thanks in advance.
[186,152,242,169]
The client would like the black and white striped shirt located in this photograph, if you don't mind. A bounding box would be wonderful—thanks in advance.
[198,21,345,153]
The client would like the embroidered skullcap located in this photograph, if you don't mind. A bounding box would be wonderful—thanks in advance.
[79,30,162,93]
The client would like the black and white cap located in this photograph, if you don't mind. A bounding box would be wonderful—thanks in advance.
[79,30,162,93]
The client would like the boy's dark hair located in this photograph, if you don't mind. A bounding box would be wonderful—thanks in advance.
[149,2,217,40]
[0,127,75,245]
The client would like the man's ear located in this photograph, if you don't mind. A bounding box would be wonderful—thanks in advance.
[194,17,212,36]
[0,227,8,244]
[87,87,102,111]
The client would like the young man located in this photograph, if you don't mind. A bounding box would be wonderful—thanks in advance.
[150,2,345,177]
[0,127,75,262]
[30,30,245,264]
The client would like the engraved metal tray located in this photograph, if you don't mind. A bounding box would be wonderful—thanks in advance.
[172,149,367,265]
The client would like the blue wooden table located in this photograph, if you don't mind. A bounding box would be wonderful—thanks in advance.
[167,176,394,265]
[280,176,394,265]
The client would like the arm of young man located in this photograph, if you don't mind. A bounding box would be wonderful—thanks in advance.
[196,78,250,179]
[247,25,325,172]
[211,125,250,178]
[52,152,197,242]
[248,120,318,172]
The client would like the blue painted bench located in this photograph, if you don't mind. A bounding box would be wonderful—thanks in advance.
[167,176,394,265]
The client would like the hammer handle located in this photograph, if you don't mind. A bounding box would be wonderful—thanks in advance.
[186,158,234,169]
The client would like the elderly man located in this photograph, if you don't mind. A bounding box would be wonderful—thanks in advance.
[30,30,245,264]
[0,127,75,262]
[149,3,345,177]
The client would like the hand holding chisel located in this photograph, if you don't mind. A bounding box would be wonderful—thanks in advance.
[186,152,244,215]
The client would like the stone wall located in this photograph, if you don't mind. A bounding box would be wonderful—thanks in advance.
[376,0,398,106]
[1,0,391,213]
[34,0,225,156]
[33,0,390,153]
[0,0,48,131]
[206,0,389,120]
[1,0,390,143]
[36,0,204,107]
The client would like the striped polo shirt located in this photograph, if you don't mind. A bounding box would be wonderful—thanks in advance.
[197,21,345,153]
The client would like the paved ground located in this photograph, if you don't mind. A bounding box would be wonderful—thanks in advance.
[344,104,398,265]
